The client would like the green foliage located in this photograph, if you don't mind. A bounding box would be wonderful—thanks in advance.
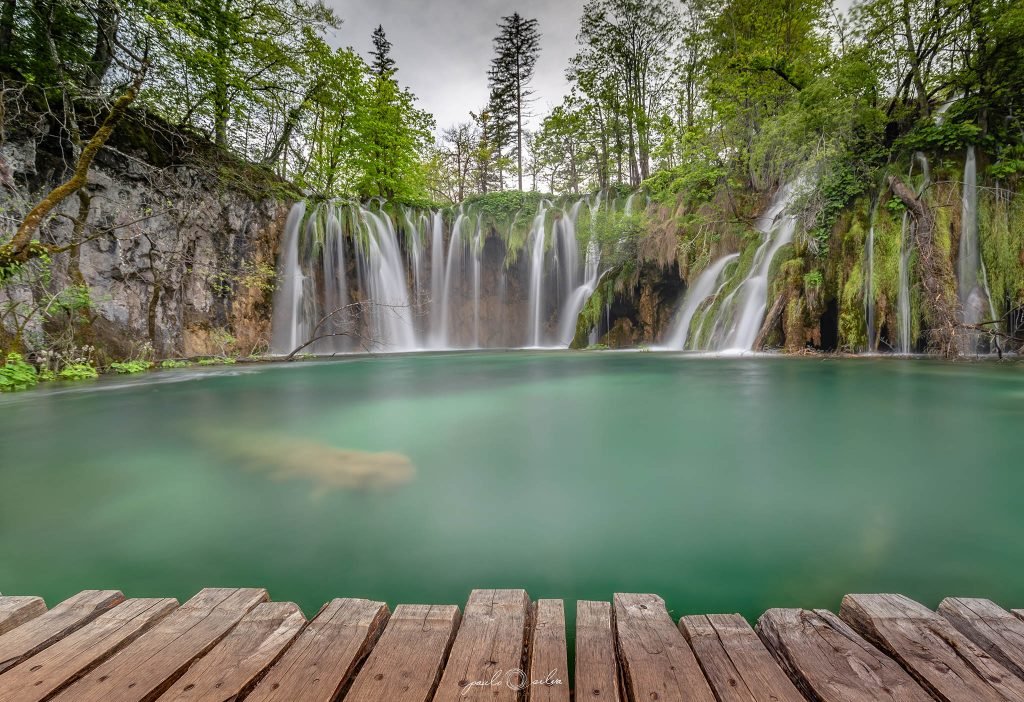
[0,353,38,393]
[108,360,154,374]
[896,121,983,153]
[58,364,98,381]
[197,357,237,366]
[803,270,823,288]
[160,359,194,369]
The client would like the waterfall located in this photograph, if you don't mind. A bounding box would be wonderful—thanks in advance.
[663,254,739,350]
[356,209,417,351]
[320,210,349,353]
[472,216,483,348]
[526,203,550,347]
[270,196,617,354]
[896,153,930,354]
[958,145,991,353]
[864,203,877,352]
[429,211,445,343]
[557,235,602,346]
[269,202,308,355]
[704,185,799,352]
[437,211,466,348]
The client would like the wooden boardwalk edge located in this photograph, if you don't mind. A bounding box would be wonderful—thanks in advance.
[1,590,1023,701]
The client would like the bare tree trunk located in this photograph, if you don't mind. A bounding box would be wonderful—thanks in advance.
[888,174,960,356]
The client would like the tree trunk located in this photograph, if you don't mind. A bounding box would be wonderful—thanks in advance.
[0,0,15,61]
[85,0,119,89]
[888,174,960,356]
[1,79,141,270]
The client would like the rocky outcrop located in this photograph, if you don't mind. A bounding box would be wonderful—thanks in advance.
[0,112,292,359]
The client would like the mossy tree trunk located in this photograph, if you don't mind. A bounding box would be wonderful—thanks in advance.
[888,174,960,357]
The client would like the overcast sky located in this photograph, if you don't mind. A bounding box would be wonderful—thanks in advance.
[326,0,588,133]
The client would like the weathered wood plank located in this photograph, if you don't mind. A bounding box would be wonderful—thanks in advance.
[755,608,932,702]
[841,593,1024,702]
[527,600,569,702]
[0,598,178,702]
[575,601,619,702]
[156,601,305,702]
[0,598,46,637]
[939,598,1024,681]
[0,591,124,674]
[613,593,715,702]
[432,589,532,702]
[50,587,266,702]
[245,598,389,702]
[343,604,459,702]
[679,613,804,702]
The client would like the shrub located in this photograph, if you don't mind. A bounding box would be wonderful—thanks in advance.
[108,360,154,374]
[0,353,38,392]
[160,359,193,369]
[58,363,98,381]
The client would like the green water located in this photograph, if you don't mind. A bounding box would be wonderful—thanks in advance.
[1,352,1022,624]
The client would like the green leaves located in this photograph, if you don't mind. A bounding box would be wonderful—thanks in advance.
[0,353,38,393]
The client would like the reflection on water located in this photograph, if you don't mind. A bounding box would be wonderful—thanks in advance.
[0,352,1022,625]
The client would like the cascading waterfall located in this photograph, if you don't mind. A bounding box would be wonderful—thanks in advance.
[526,203,551,348]
[662,254,739,349]
[704,185,799,352]
[958,145,992,353]
[270,196,606,354]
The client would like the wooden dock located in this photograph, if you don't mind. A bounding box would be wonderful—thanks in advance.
[2,589,1024,701]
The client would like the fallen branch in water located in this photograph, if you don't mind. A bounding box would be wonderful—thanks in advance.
[284,300,421,361]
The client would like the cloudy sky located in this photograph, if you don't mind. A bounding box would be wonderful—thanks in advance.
[326,0,588,133]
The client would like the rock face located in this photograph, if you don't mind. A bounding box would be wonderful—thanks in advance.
[0,118,291,359]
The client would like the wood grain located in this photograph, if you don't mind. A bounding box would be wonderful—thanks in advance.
[938,598,1024,681]
[755,607,932,702]
[841,593,1024,702]
[613,593,715,702]
[50,587,266,702]
[527,600,569,702]
[343,604,460,702]
[0,598,177,702]
[156,601,305,702]
[679,613,804,702]
[574,601,619,702]
[0,590,124,675]
[0,598,46,637]
[245,598,389,702]
[432,589,532,702]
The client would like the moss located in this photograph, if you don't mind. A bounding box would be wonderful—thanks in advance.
[979,187,1024,317]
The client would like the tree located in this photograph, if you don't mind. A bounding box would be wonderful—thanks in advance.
[570,0,680,185]
[487,12,541,191]
[369,24,396,77]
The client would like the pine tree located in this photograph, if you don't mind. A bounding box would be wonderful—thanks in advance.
[487,13,541,191]
[370,24,396,78]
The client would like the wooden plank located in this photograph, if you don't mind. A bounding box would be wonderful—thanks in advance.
[343,604,460,702]
[755,608,932,702]
[0,598,178,702]
[50,587,266,702]
[432,589,531,702]
[841,593,1024,702]
[574,601,619,702]
[679,613,804,702]
[245,598,389,702]
[613,593,715,702]
[156,601,305,702]
[0,598,46,637]
[0,591,124,674]
[527,600,569,702]
[939,598,1024,681]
